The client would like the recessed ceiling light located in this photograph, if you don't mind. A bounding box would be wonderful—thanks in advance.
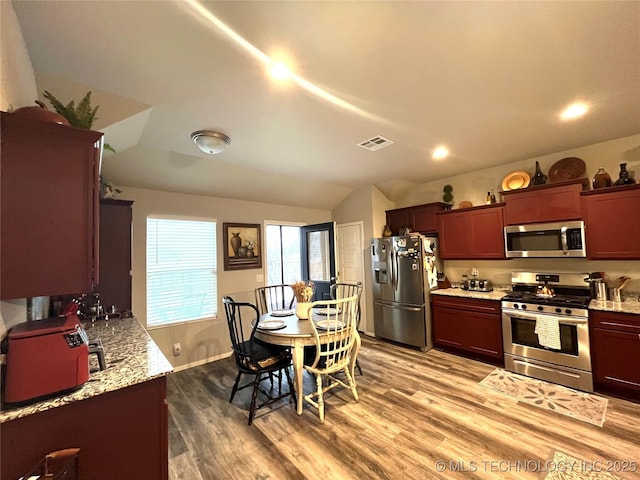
[269,61,291,80]
[432,146,449,160]
[560,102,589,121]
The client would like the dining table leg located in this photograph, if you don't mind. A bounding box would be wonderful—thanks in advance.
[292,342,305,415]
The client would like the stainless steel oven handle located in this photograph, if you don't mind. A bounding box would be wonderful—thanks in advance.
[561,225,568,254]
[503,309,588,325]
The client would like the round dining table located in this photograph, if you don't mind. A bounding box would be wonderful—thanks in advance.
[254,310,361,415]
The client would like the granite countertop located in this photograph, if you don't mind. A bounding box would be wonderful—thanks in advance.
[0,316,173,423]
[588,297,640,315]
[431,287,509,301]
[432,287,640,315]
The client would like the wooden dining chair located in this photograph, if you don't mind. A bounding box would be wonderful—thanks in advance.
[255,284,295,315]
[222,296,296,425]
[330,282,363,374]
[303,295,360,424]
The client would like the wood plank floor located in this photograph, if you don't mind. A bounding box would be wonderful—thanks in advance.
[167,336,640,480]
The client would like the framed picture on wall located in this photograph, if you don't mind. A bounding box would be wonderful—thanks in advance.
[223,223,262,271]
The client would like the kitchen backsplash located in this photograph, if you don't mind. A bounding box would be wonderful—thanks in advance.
[444,258,640,294]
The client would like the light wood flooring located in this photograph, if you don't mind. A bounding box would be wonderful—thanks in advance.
[167,336,640,480]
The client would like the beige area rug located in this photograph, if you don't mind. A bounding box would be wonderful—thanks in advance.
[544,451,624,480]
[479,369,607,427]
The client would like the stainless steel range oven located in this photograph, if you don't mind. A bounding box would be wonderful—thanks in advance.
[502,272,593,392]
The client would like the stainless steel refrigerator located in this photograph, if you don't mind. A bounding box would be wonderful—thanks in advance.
[371,235,441,351]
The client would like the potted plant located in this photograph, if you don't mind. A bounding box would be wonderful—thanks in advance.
[42,90,115,153]
[442,184,454,209]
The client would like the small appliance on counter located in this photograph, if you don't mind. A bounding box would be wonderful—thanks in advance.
[2,303,100,404]
[463,278,493,292]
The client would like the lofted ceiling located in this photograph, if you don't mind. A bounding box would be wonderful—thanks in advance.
[11,1,640,210]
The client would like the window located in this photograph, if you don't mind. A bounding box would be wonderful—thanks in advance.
[146,217,217,327]
[265,224,301,285]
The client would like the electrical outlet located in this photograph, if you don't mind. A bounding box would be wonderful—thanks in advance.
[173,342,182,356]
[256,273,264,283]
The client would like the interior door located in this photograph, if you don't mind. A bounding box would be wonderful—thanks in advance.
[301,222,336,301]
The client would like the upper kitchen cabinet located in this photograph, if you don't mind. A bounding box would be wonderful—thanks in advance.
[0,112,103,300]
[436,204,506,259]
[501,178,588,225]
[385,202,448,235]
[94,199,134,312]
[581,184,640,259]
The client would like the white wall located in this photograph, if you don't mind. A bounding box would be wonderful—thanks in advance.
[0,1,37,112]
[391,133,640,295]
[121,186,330,369]
[394,134,640,209]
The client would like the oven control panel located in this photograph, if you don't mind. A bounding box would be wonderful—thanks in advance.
[502,302,588,319]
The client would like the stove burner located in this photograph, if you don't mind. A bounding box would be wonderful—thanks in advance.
[502,291,590,308]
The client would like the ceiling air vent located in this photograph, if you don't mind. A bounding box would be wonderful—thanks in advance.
[357,135,394,152]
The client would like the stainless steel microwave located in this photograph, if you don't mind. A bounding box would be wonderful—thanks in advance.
[504,220,586,258]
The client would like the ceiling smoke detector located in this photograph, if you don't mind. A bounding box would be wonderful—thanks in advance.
[191,130,231,154]
[357,135,394,152]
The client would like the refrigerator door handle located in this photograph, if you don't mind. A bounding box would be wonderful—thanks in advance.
[374,300,423,312]
[391,244,397,292]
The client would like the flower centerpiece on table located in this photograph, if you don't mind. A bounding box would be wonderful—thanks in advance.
[291,281,314,319]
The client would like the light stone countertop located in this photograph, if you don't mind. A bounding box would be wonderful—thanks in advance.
[0,316,173,424]
[431,287,508,301]
[588,297,640,315]
[432,287,640,316]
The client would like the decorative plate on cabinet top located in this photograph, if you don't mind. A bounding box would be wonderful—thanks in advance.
[501,170,531,191]
[548,157,586,183]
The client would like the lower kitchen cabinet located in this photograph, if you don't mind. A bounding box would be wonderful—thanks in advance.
[590,310,640,401]
[1,377,168,480]
[436,204,506,259]
[431,295,503,362]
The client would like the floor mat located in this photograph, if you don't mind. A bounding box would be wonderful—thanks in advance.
[479,368,607,427]
[544,451,624,480]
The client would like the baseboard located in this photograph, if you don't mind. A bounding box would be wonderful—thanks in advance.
[172,351,233,372]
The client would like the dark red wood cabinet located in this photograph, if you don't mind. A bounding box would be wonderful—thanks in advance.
[385,202,447,235]
[1,377,169,480]
[502,179,587,226]
[436,204,506,259]
[590,310,640,401]
[581,184,640,259]
[0,112,102,299]
[431,295,503,361]
[94,199,134,312]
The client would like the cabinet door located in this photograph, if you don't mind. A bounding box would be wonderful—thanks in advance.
[437,211,469,258]
[581,185,640,259]
[94,200,133,312]
[432,305,467,348]
[470,206,505,258]
[466,311,503,359]
[438,206,505,259]
[386,209,410,236]
[504,182,583,225]
[411,203,446,233]
[1,113,102,299]
[592,327,640,392]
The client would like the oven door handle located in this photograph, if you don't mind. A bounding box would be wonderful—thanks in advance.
[503,310,587,325]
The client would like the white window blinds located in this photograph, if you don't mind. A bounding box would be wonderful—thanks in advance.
[146,217,217,327]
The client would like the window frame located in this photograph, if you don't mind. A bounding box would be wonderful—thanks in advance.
[146,214,218,330]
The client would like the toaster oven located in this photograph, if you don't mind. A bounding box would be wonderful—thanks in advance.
[3,313,90,404]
